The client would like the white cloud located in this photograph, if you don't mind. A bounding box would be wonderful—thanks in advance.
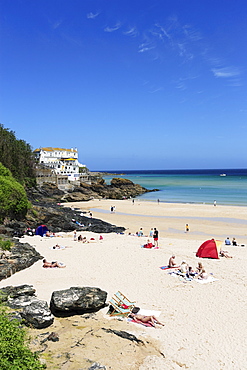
[211,67,240,78]
[138,43,155,53]
[87,12,100,19]
[123,27,138,37]
[104,23,121,32]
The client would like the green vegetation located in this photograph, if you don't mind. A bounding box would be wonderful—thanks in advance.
[0,238,13,251]
[0,163,30,222]
[0,306,44,369]
[0,124,36,187]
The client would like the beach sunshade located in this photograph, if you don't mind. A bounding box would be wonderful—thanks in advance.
[35,224,49,237]
[108,291,136,317]
[196,239,222,259]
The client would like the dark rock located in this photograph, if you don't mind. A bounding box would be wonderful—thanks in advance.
[0,239,43,281]
[21,300,54,328]
[41,332,59,343]
[7,295,40,309]
[50,287,107,316]
[0,284,36,300]
[102,328,144,344]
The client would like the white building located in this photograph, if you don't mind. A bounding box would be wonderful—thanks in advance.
[34,147,86,181]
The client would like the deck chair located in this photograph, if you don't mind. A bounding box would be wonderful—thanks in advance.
[108,291,136,317]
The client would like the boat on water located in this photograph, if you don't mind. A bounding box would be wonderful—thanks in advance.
[220,174,227,176]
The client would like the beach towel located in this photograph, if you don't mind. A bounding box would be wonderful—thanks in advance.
[138,309,161,317]
[160,265,178,270]
[193,276,218,284]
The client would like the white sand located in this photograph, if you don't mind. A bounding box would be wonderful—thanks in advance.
[0,200,246,369]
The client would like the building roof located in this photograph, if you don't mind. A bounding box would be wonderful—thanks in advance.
[34,147,77,153]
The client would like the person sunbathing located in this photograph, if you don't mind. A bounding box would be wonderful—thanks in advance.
[197,268,208,280]
[143,239,154,248]
[129,313,164,327]
[196,262,204,274]
[220,250,233,258]
[179,261,188,274]
[42,259,66,268]
[168,255,179,268]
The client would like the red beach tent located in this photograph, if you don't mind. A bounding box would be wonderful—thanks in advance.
[196,239,222,259]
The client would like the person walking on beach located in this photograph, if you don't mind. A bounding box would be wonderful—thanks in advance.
[214,200,217,207]
[153,228,159,247]
[185,224,189,232]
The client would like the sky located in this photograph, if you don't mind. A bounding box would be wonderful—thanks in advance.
[1,0,247,170]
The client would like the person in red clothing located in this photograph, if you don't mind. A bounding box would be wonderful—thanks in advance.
[153,228,159,247]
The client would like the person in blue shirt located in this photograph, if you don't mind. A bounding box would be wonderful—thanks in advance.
[225,237,231,245]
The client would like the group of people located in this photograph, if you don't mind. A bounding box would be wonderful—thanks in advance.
[225,237,238,246]
[168,256,208,279]
[138,227,159,247]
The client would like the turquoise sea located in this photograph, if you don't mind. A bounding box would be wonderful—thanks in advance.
[102,169,247,206]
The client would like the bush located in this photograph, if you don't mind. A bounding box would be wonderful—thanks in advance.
[0,165,29,222]
[0,238,13,251]
[0,306,44,369]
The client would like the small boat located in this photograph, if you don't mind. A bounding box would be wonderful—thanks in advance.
[220,174,226,176]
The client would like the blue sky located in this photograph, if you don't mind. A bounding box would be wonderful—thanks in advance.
[1,0,247,170]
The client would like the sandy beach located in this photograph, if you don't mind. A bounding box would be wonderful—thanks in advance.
[0,200,246,369]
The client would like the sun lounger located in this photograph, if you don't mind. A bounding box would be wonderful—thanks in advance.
[108,291,136,317]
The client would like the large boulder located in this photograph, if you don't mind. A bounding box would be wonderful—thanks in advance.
[21,300,54,328]
[50,287,107,316]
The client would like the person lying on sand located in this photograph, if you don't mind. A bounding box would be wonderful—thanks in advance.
[168,255,179,268]
[52,244,66,249]
[129,313,164,327]
[42,259,66,268]
[220,250,233,258]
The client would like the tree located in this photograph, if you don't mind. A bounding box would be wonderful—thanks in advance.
[0,124,36,186]
[0,163,29,222]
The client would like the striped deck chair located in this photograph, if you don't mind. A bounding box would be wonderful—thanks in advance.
[108,291,136,317]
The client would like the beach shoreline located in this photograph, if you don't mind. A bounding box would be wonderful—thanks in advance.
[63,199,247,242]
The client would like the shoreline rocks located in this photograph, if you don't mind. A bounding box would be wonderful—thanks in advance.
[0,239,43,281]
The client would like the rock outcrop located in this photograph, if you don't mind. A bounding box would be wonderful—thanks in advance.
[21,301,54,328]
[0,284,54,328]
[50,287,107,316]
[63,177,158,202]
[0,239,43,281]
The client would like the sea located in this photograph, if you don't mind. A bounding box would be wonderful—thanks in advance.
[101,169,247,206]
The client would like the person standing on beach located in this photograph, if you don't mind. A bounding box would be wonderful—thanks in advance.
[153,228,159,247]
[214,200,217,206]
[185,224,189,232]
